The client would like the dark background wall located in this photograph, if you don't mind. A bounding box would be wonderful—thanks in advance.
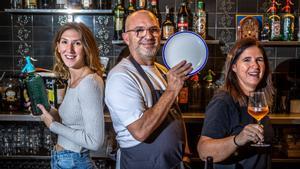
[0,0,299,90]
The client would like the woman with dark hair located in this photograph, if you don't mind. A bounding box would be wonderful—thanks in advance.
[197,38,275,169]
[37,22,105,169]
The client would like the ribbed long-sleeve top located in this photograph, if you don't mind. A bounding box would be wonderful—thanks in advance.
[49,73,105,153]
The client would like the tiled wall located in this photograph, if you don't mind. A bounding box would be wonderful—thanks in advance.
[0,0,299,89]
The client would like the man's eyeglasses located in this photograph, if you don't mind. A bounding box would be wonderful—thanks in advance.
[125,27,161,38]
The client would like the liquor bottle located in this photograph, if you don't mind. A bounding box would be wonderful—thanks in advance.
[97,0,105,9]
[177,2,189,32]
[203,69,215,107]
[189,74,202,111]
[42,72,66,109]
[68,0,82,9]
[281,0,295,41]
[11,0,23,9]
[194,0,206,39]
[1,75,21,112]
[178,80,189,112]
[267,0,281,40]
[162,6,175,40]
[113,0,125,40]
[81,0,93,9]
[136,0,146,10]
[205,156,214,169]
[39,0,51,9]
[24,0,38,9]
[126,0,136,16]
[55,0,67,9]
[22,56,51,116]
[148,0,160,24]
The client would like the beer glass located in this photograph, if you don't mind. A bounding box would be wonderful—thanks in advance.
[247,91,270,147]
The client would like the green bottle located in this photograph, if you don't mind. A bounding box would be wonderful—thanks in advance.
[194,0,206,39]
[267,0,281,41]
[22,56,50,116]
[113,0,125,40]
[282,0,295,41]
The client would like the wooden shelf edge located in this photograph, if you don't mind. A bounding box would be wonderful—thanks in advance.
[259,41,300,46]
[1,112,300,124]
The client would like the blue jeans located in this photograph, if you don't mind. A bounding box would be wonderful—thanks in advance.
[51,149,96,169]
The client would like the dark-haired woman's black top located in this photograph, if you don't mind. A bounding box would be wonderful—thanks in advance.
[201,91,273,169]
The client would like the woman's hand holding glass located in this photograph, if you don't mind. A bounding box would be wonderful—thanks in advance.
[247,91,270,147]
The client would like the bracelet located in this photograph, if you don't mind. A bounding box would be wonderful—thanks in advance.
[233,135,241,147]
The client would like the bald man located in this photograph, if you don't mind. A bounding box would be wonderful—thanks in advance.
[105,10,192,169]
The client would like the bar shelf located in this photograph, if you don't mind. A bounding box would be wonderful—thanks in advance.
[112,39,221,45]
[259,41,300,46]
[4,9,113,14]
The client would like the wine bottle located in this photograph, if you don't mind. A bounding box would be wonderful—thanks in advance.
[136,0,146,10]
[113,0,125,40]
[178,81,189,112]
[24,0,38,9]
[148,0,160,24]
[127,0,136,16]
[177,2,189,32]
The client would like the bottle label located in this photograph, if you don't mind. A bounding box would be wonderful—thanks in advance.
[177,22,188,31]
[47,89,55,103]
[57,88,65,105]
[56,0,65,5]
[5,89,16,102]
[82,0,91,8]
[138,0,146,9]
[178,87,188,104]
[271,20,281,38]
[25,0,37,8]
[163,26,174,39]
[283,17,294,40]
[195,17,206,39]
[115,18,123,31]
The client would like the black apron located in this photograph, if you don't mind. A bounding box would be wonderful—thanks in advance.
[119,56,185,169]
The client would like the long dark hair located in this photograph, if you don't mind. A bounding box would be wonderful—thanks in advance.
[221,38,274,107]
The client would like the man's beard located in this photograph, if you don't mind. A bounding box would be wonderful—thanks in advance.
[136,44,159,61]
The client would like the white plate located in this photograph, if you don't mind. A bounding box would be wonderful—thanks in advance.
[162,31,208,75]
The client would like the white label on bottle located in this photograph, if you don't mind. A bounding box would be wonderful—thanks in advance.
[56,0,65,5]
[115,18,123,31]
[57,88,66,104]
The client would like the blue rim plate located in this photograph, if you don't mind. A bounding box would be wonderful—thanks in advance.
[162,31,208,75]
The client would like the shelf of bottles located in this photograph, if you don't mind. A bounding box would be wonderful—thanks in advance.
[111,39,221,45]
[4,8,113,14]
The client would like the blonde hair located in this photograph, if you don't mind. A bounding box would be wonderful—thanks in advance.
[52,22,103,79]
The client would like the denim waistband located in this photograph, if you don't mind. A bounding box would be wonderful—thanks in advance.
[51,149,90,159]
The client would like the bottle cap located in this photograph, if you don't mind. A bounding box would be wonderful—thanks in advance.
[21,56,36,73]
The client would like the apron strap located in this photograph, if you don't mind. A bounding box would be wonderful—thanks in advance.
[129,56,160,104]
